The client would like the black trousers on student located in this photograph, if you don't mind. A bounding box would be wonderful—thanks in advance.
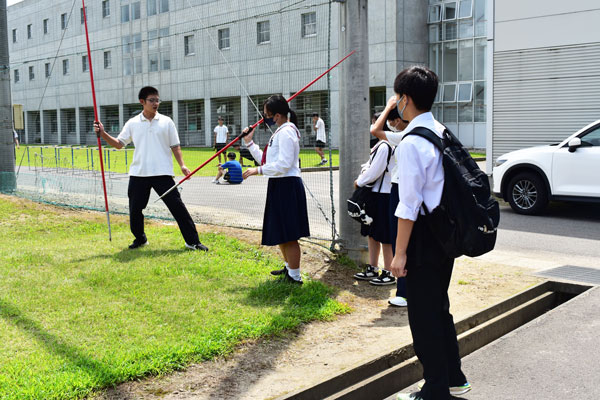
[406,214,467,400]
[128,175,200,245]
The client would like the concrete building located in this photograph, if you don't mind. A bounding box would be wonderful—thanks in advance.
[487,0,600,171]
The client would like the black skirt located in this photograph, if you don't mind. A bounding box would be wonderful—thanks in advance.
[361,191,393,244]
[262,176,311,246]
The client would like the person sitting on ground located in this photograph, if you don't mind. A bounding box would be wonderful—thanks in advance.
[213,152,243,185]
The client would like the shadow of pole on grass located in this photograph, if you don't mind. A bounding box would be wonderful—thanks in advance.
[202,278,340,399]
[0,298,119,397]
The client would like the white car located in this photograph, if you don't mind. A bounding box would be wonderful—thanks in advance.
[493,120,600,215]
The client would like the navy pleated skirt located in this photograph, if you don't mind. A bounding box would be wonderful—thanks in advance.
[360,191,393,244]
[262,176,311,246]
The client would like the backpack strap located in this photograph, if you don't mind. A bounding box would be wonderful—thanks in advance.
[372,141,393,193]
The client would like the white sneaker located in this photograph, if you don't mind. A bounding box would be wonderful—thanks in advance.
[388,296,407,307]
[417,380,472,396]
[211,179,220,184]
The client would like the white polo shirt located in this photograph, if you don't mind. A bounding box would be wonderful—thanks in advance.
[315,118,326,142]
[117,112,180,177]
[214,125,228,143]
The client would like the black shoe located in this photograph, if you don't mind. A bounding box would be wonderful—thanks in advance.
[270,266,287,276]
[185,242,209,251]
[128,238,148,249]
[280,268,303,285]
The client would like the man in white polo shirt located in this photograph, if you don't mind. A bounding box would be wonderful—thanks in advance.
[213,116,229,164]
[94,86,208,251]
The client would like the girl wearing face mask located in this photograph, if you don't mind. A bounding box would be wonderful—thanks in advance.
[242,95,310,284]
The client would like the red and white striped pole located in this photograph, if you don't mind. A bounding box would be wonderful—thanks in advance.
[82,0,112,240]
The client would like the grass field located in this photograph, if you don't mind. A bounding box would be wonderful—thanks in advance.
[15,145,340,177]
[0,196,348,399]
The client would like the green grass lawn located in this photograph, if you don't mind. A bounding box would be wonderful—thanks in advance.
[0,196,348,399]
[15,146,340,177]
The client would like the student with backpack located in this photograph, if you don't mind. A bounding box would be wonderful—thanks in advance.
[352,130,395,286]
[370,106,409,306]
[387,66,472,400]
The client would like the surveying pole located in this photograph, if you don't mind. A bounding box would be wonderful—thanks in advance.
[338,0,369,263]
[0,0,16,193]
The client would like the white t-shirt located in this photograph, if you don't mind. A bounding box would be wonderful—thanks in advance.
[117,112,180,177]
[315,118,326,142]
[214,125,228,143]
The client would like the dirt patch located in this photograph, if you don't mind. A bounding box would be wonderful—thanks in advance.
[95,226,541,400]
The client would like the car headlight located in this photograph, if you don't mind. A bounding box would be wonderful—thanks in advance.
[494,158,507,167]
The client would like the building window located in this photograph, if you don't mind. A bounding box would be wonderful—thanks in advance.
[45,62,51,78]
[61,13,68,30]
[131,2,141,20]
[27,24,32,39]
[82,55,88,72]
[134,56,142,74]
[457,82,473,102]
[301,12,316,38]
[43,19,49,34]
[104,51,111,68]
[121,4,129,22]
[12,29,16,43]
[123,58,132,76]
[218,28,230,50]
[459,0,473,18]
[443,83,457,102]
[80,7,88,25]
[184,35,194,56]
[147,0,157,16]
[159,0,169,13]
[14,69,19,83]
[122,34,142,74]
[102,0,110,18]
[63,59,69,75]
[443,2,457,20]
[257,21,270,44]
[428,5,441,23]
[29,66,34,80]
[148,28,170,71]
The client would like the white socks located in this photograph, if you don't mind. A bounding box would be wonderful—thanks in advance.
[286,265,301,281]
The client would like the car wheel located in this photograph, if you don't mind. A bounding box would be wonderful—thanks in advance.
[507,172,548,215]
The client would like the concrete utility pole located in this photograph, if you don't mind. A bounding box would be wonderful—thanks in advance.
[0,0,15,193]
[338,0,369,262]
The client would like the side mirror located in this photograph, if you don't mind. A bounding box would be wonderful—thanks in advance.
[568,137,581,153]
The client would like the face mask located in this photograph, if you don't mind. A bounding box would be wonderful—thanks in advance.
[397,96,409,124]
[264,116,276,127]
[386,121,400,132]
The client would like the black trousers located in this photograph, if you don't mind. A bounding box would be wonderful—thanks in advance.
[128,175,200,245]
[406,214,467,400]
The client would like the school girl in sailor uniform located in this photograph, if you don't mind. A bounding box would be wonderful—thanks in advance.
[242,95,310,284]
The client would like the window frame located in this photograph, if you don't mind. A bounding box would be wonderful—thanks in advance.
[184,34,195,56]
[29,65,35,81]
[218,28,230,50]
[457,82,473,102]
[442,83,457,103]
[428,4,441,23]
[121,4,130,23]
[12,29,16,43]
[45,62,51,78]
[80,7,87,25]
[104,51,112,69]
[458,0,473,19]
[301,12,317,38]
[82,55,88,72]
[443,2,458,21]
[102,0,111,18]
[131,1,141,20]
[43,19,49,35]
[257,20,270,45]
[27,24,32,39]
[14,69,20,83]
[61,13,68,30]
[62,59,69,75]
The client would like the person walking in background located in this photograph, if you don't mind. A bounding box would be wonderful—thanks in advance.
[94,86,209,252]
[213,152,243,185]
[370,105,409,306]
[213,116,229,164]
[312,112,327,165]
[388,67,471,400]
[242,95,310,284]
[13,129,19,149]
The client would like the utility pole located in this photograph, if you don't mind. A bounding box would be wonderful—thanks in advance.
[0,0,15,193]
[338,0,369,262]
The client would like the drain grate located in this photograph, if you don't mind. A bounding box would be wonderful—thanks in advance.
[535,265,600,285]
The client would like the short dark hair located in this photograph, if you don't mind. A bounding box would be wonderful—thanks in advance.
[138,86,159,100]
[227,152,236,160]
[393,66,438,112]
[218,116,224,121]
[312,112,319,117]
[263,95,298,125]
[387,106,400,121]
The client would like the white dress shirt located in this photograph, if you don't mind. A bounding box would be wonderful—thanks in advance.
[356,140,395,193]
[117,112,180,177]
[247,122,301,178]
[384,130,405,184]
[395,112,445,221]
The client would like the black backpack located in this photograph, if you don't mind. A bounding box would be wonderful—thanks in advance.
[402,127,499,258]
[347,141,393,225]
